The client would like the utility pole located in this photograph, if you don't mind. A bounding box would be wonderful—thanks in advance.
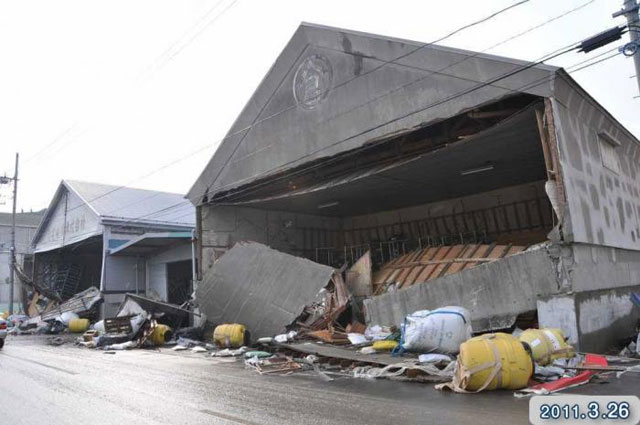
[9,153,19,315]
[614,0,640,93]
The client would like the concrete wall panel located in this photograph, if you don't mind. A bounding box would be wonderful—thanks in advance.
[364,246,558,331]
[553,76,640,250]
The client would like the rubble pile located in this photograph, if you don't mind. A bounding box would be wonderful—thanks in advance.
[4,240,639,399]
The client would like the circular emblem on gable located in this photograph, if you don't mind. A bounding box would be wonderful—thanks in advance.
[293,54,333,110]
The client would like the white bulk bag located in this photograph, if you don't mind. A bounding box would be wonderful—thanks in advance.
[400,306,472,354]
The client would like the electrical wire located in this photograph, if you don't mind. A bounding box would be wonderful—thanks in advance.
[43,1,533,219]
[204,0,532,191]
[141,0,238,79]
[38,40,624,246]
[33,1,610,237]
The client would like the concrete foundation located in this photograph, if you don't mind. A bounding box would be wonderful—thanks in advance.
[538,285,640,353]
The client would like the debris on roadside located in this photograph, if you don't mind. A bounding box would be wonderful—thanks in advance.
[437,332,533,393]
[213,323,247,348]
[353,360,456,382]
[395,306,472,355]
[20,240,632,396]
[519,328,574,365]
[46,336,68,346]
[514,354,609,397]
[245,354,303,375]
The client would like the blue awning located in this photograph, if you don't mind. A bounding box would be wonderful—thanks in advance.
[109,231,192,256]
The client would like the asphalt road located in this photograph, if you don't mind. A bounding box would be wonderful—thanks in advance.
[1,335,639,425]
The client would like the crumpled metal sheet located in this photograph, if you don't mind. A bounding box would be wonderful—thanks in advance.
[40,287,103,321]
[195,242,335,340]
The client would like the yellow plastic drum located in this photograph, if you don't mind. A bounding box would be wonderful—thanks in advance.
[149,324,173,346]
[456,333,533,392]
[68,318,89,333]
[213,324,246,348]
[519,328,574,366]
[372,340,398,351]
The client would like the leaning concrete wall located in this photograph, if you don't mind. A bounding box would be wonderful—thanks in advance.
[363,245,559,332]
[552,74,640,250]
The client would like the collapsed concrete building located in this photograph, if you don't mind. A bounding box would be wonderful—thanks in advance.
[188,23,640,352]
[31,180,195,317]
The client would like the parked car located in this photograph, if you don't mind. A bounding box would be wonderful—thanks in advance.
[0,318,7,349]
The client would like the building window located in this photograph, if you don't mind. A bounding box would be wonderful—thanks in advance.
[598,132,621,174]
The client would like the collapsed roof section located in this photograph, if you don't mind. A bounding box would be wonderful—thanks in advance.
[188,22,559,206]
[195,241,337,339]
[213,98,546,216]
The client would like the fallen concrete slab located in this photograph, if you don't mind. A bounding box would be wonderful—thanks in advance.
[364,245,558,332]
[195,241,335,340]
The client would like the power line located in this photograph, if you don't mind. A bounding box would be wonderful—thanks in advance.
[48,1,531,218]
[206,47,580,203]
[37,47,623,246]
[571,51,622,72]
[207,41,621,205]
[139,0,226,79]
[140,0,238,80]
[187,0,598,199]
[33,1,608,229]
[204,0,532,191]
[111,39,623,229]
[23,123,81,164]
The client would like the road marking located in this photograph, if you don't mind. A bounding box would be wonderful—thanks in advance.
[4,353,79,375]
[199,409,261,425]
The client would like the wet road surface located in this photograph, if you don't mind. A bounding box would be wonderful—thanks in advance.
[2,335,639,425]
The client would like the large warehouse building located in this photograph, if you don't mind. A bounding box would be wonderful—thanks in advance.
[32,180,195,317]
[188,23,640,352]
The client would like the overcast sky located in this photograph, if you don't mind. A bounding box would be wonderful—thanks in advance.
[0,0,637,213]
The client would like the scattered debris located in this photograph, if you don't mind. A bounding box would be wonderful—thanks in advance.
[213,346,248,357]
[46,336,67,346]
[245,355,302,375]
[519,328,574,365]
[437,333,533,393]
[354,360,456,382]
[40,287,102,322]
[515,354,608,397]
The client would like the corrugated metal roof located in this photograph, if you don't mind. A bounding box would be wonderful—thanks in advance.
[31,180,194,250]
[65,180,195,226]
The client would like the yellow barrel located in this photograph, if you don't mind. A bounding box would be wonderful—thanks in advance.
[519,328,574,366]
[372,340,398,351]
[456,333,532,392]
[68,318,89,333]
[149,324,173,346]
[213,324,246,348]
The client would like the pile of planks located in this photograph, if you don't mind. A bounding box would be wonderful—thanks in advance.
[372,243,526,295]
